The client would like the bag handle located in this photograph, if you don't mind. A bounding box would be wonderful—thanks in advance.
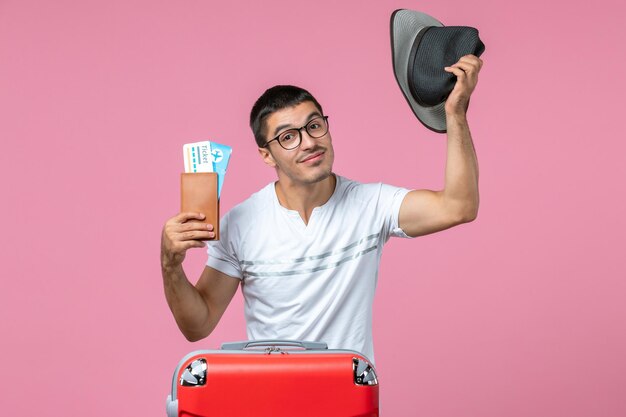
[220,340,328,351]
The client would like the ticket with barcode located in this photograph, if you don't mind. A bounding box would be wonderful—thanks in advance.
[183,140,232,197]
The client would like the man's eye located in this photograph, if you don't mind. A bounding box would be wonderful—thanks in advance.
[308,123,320,130]
[280,132,294,142]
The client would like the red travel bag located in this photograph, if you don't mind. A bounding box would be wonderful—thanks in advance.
[166,340,379,417]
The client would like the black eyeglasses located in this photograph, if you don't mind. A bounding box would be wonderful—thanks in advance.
[263,116,330,150]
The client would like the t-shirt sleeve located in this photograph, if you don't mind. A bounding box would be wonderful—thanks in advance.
[379,183,413,241]
[206,212,244,279]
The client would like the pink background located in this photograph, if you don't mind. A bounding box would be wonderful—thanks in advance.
[1,0,625,415]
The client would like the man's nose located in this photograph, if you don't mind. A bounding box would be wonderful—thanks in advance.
[299,129,316,150]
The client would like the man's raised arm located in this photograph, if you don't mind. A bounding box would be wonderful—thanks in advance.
[399,54,483,238]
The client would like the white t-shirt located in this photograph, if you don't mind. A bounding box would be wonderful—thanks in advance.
[206,175,411,363]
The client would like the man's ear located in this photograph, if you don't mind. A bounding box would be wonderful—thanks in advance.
[258,146,277,168]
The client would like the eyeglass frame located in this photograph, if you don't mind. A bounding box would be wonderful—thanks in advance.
[262,115,330,150]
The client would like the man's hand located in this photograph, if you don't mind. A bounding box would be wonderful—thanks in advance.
[161,212,215,268]
[444,54,483,117]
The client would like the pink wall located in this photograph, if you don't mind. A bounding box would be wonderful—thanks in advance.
[1,0,625,415]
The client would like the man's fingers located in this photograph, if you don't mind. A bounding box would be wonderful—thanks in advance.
[444,66,467,79]
[178,221,214,232]
[445,58,481,91]
[458,54,483,68]
[177,240,207,251]
[172,212,206,224]
[450,56,482,76]
[162,215,215,251]
[178,230,215,241]
[447,61,478,76]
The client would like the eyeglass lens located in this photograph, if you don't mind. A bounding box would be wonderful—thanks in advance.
[278,117,328,150]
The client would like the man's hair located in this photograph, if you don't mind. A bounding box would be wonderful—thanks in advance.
[250,85,324,148]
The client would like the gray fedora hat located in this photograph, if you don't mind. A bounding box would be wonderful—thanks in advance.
[390,9,485,133]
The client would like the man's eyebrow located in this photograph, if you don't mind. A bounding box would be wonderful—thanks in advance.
[272,111,322,136]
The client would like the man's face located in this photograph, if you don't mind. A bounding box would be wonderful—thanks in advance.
[259,101,334,186]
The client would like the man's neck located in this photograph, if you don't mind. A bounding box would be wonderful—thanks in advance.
[275,174,337,225]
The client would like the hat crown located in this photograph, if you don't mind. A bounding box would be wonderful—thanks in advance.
[409,26,485,107]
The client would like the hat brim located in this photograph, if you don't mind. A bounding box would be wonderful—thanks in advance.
[391,9,447,133]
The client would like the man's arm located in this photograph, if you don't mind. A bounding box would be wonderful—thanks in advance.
[161,212,240,342]
[399,54,483,238]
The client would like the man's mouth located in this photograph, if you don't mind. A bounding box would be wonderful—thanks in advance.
[299,151,325,163]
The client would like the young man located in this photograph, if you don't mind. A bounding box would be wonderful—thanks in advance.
[161,55,482,362]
